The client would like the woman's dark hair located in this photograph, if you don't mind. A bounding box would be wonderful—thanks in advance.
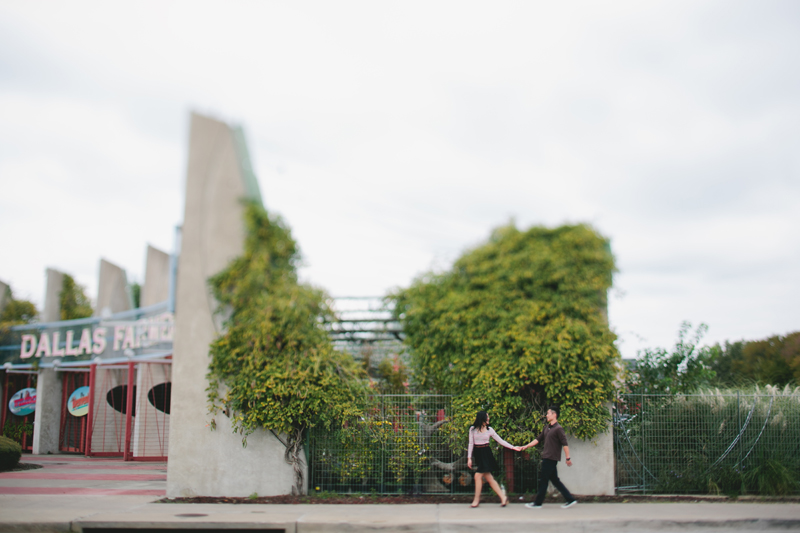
[471,411,489,430]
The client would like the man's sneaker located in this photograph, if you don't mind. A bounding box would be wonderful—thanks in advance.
[562,500,578,509]
[525,502,543,509]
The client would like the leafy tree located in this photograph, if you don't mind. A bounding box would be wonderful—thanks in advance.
[60,275,93,320]
[376,355,409,391]
[707,340,745,387]
[733,332,799,386]
[706,332,800,387]
[0,286,38,326]
[0,286,38,349]
[391,223,619,446]
[130,282,141,309]
[207,201,367,495]
[626,322,717,394]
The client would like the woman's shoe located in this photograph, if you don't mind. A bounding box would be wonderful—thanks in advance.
[501,496,508,507]
[470,503,479,508]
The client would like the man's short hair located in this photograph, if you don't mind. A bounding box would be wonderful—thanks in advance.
[548,405,560,418]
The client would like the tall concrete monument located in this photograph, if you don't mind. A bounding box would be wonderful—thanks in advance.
[0,279,10,317]
[141,245,170,307]
[95,259,132,317]
[167,113,296,497]
[42,268,65,323]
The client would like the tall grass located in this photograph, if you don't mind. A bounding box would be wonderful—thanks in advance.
[615,385,800,495]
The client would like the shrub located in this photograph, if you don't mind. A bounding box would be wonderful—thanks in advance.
[0,436,22,471]
[391,223,619,444]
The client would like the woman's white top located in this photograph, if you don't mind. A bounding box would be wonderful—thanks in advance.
[468,426,514,458]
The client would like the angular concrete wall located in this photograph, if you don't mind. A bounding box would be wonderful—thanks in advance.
[96,260,132,317]
[0,279,9,317]
[167,113,297,498]
[142,245,171,307]
[42,268,65,323]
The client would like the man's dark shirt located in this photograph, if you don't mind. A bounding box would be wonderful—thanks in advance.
[536,422,568,461]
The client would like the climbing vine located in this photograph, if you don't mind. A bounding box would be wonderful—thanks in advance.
[391,223,620,447]
[206,201,367,494]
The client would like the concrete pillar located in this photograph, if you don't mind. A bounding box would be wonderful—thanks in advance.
[32,368,62,455]
[42,269,65,323]
[167,113,297,498]
[141,245,171,307]
[0,279,10,317]
[555,407,615,496]
[96,259,132,317]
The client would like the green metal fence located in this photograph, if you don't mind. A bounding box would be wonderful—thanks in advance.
[615,387,800,495]
[308,394,542,495]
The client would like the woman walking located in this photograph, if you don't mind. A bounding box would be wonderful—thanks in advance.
[467,411,520,508]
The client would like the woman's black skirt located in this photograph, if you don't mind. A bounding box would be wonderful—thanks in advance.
[473,444,499,474]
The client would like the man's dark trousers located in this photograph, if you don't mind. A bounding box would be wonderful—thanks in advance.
[534,458,575,506]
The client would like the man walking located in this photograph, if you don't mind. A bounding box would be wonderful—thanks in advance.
[522,405,577,509]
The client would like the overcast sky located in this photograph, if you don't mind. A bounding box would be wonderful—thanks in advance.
[1,1,798,358]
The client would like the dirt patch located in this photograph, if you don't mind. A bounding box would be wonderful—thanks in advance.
[0,462,42,473]
[159,493,800,505]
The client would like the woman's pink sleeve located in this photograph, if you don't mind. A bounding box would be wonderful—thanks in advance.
[489,428,515,449]
[467,428,474,458]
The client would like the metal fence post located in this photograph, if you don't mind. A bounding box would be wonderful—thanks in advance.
[380,395,385,494]
[123,360,135,461]
[737,391,741,470]
[640,391,645,493]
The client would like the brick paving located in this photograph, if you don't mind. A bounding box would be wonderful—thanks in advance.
[0,454,166,496]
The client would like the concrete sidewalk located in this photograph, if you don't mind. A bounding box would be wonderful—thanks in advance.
[1,456,798,532]
[1,498,799,532]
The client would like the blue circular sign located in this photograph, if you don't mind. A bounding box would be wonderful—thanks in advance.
[8,388,36,417]
[67,386,90,417]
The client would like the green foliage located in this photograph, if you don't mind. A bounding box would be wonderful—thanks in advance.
[0,435,22,471]
[376,356,409,391]
[391,223,619,444]
[2,422,34,444]
[616,387,800,496]
[706,341,744,387]
[0,286,38,347]
[206,201,367,493]
[60,275,93,320]
[0,287,38,326]
[707,332,800,387]
[130,282,141,309]
[626,322,717,394]
[309,395,453,492]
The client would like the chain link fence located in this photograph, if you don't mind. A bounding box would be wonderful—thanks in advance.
[308,394,541,495]
[615,387,800,495]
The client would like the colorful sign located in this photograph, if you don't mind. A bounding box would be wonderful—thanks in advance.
[17,312,174,360]
[67,386,90,417]
[8,387,37,416]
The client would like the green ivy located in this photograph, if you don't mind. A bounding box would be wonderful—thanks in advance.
[60,275,92,320]
[2,422,33,445]
[391,223,619,446]
[207,201,367,494]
